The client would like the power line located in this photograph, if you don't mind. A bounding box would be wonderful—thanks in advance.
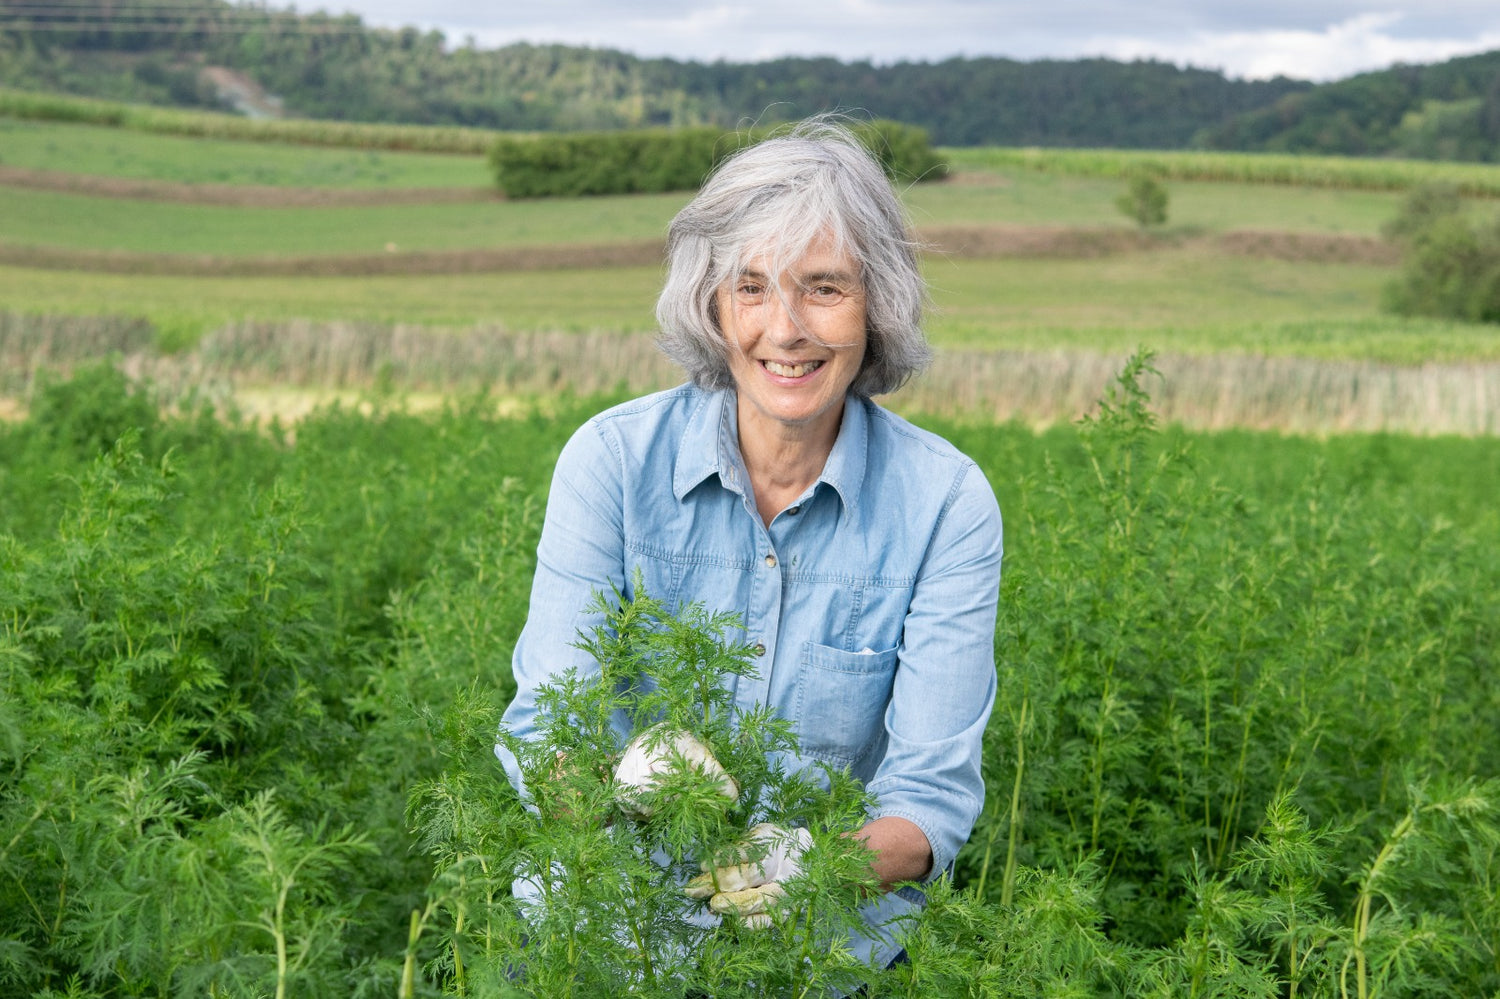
[0,1,293,9]
[0,21,379,34]
[0,1,406,33]
[0,8,433,36]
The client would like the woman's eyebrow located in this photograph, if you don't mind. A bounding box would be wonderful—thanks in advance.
[796,269,860,286]
[731,266,860,287]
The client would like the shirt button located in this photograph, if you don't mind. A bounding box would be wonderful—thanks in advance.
[786,505,801,515]
[752,642,767,657]
[764,554,777,568]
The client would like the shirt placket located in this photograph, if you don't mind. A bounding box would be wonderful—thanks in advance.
[731,495,781,715]
[736,483,821,720]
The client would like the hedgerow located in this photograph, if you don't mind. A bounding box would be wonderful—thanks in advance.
[488,120,947,198]
[1,361,1496,996]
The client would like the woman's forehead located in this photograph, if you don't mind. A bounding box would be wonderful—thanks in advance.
[732,230,860,280]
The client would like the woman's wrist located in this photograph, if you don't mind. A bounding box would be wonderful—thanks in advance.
[854,815,933,889]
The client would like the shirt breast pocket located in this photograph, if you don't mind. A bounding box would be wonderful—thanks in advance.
[793,642,899,767]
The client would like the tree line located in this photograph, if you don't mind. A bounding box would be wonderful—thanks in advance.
[1,0,1497,160]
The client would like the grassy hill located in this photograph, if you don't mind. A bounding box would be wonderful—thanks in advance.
[1,107,1498,433]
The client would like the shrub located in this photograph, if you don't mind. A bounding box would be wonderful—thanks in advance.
[1381,182,1500,323]
[488,127,738,198]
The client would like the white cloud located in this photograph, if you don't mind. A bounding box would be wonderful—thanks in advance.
[1087,12,1500,80]
[331,3,1500,82]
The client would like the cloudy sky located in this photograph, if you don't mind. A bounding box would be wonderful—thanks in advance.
[323,1,1500,82]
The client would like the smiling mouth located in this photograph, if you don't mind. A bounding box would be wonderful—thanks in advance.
[762,359,824,378]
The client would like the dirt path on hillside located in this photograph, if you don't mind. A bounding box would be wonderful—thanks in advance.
[0,165,496,207]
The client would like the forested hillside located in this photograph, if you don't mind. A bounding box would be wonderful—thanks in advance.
[2,0,1499,159]
[0,0,1306,147]
[1199,49,1500,161]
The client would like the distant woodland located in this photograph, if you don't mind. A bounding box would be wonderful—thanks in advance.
[2,0,1498,160]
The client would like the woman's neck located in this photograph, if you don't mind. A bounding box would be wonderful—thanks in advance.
[736,396,845,526]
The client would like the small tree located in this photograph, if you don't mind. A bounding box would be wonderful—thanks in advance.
[1115,168,1169,228]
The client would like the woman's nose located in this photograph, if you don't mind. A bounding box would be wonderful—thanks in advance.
[762,292,804,344]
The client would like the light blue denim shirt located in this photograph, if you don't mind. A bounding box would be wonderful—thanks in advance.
[499,383,1003,967]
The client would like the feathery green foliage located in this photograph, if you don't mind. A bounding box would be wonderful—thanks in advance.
[1,362,1497,995]
[405,585,888,996]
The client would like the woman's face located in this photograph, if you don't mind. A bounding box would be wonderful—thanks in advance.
[715,232,867,442]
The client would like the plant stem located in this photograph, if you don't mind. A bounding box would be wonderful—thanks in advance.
[1352,811,1415,999]
[1001,697,1028,908]
[400,907,421,999]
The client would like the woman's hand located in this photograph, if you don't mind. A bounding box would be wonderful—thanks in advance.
[685,822,813,929]
[612,724,739,818]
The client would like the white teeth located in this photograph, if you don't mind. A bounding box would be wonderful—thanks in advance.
[763,360,823,378]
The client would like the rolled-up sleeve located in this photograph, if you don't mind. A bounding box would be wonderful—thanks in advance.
[496,420,627,793]
[866,461,1003,879]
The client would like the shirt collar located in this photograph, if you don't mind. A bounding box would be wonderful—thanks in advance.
[672,387,869,515]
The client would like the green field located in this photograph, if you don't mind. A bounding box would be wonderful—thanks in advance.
[0,117,1453,250]
[946,144,1500,197]
[0,262,665,333]
[0,169,1413,258]
[1,370,1495,996]
[0,184,688,256]
[11,252,1474,364]
[2,96,1498,998]
[927,251,1391,346]
[0,116,493,188]
[908,171,1411,234]
[2,110,1498,430]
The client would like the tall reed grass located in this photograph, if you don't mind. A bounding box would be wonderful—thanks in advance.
[3,313,1494,435]
[0,311,154,393]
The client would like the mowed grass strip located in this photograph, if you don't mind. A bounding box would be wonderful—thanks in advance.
[944,145,1500,197]
[909,170,1410,236]
[0,173,1414,258]
[0,185,690,256]
[923,251,1500,364]
[0,116,492,189]
[0,263,665,333]
[925,248,1387,342]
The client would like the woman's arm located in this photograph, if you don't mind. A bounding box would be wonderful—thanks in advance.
[865,460,1003,882]
[497,421,628,791]
[855,815,934,890]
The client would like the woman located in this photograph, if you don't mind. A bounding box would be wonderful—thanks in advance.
[498,121,1002,968]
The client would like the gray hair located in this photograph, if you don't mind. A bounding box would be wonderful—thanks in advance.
[655,120,931,397]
